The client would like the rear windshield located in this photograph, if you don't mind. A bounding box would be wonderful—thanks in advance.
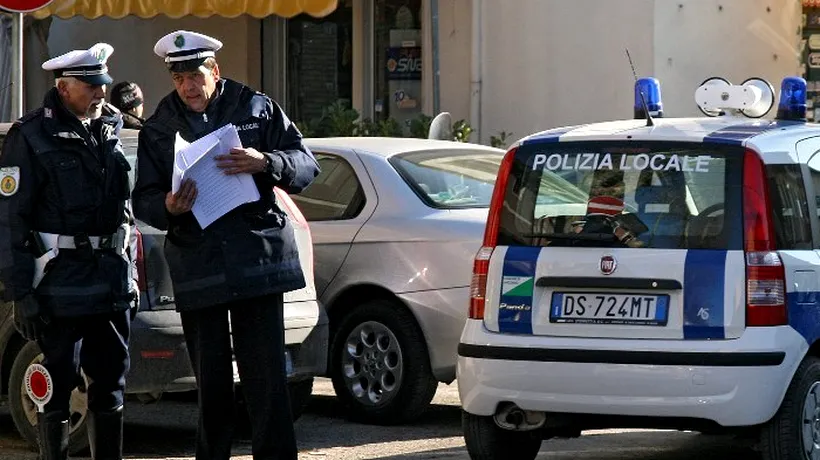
[390,150,503,208]
[497,142,744,250]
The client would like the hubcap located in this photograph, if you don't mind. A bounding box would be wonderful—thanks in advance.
[341,321,403,406]
[21,353,88,436]
[803,382,820,460]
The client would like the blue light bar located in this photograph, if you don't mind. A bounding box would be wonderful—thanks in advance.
[634,77,663,119]
[775,76,807,121]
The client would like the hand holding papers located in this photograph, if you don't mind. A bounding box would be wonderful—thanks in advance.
[172,124,261,228]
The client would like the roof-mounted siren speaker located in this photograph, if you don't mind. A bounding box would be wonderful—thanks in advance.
[695,77,731,117]
[695,76,775,118]
[739,77,776,118]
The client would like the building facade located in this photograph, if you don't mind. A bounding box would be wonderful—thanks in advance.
[16,0,805,145]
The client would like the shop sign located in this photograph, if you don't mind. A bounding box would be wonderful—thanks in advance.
[386,47,422,81]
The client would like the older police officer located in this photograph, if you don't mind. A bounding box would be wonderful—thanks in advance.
[132,31,319,460]
[0,43,137,460]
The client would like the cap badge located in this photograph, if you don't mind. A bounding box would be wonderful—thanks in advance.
[174,34,185,48]
[92,47,108,63]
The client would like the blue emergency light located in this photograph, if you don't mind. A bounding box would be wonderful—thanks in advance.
[775,76,807,121]
[634,77,663,120]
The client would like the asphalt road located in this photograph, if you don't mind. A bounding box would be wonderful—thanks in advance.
[0,379,763,459]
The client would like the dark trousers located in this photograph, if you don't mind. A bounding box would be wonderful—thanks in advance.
[180,293,296,460]
[36,310,131,415]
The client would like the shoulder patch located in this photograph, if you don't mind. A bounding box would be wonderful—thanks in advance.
[14,108,44,127]
[0,167,20,197]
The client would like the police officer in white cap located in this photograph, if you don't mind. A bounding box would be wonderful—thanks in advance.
[0,43,138,460]
[133,30,318,460]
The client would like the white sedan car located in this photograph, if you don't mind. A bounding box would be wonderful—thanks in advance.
[293,137,504,424]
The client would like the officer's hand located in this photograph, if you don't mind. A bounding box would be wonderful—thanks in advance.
[215,147,267,175]
[166,179,197,216]
[12,295,42,341]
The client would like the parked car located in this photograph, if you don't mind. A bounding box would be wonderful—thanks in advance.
[0,124,327,453]
[291,137,504,424]
[457,76,820,460]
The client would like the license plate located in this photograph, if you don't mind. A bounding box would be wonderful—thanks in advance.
[550,292,669,326]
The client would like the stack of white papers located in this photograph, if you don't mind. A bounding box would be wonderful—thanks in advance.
[172,124,261,228]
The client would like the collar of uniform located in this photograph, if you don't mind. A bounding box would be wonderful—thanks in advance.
[40,87,85,139]
[146,78,246,140]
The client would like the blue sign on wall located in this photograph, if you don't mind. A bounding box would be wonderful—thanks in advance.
[386,47,422,81]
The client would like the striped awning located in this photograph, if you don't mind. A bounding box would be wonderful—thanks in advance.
[29,0,338,19]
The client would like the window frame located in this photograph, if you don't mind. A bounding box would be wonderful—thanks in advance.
[496,140,746,250]
[290,151,366,222]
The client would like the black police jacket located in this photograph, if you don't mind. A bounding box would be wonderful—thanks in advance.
[0,88,138,317]
[132,79,319,311]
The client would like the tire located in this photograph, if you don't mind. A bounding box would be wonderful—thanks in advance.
[462,410,542,460]
[329,300,438,425]
[289,378,313,422]
[760,355,820,460]
[8,340,90,455]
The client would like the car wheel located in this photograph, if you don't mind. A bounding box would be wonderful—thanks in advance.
[462,410,542,460]
[8,340,90,455]
[289,378,313,422]
[760,355,820,460]
[330,300,437,425]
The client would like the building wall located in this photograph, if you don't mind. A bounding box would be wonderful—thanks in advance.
[465,0,801,145]
[36,15,262,117]
[474,0,655,144]
[436,0,473,125]
[653,0,802,117]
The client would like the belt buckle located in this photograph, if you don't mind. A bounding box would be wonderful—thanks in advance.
[100,235,113,249]
[73,233,91,251]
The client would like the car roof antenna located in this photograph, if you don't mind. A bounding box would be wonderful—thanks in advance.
[626,48,654,127]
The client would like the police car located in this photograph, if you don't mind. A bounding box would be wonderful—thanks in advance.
[457,76,820,460]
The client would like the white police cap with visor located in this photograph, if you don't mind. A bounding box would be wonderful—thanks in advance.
[42,43,114,86]
[153,30,223,73]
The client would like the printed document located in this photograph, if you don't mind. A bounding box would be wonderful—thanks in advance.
[172,124,260,228]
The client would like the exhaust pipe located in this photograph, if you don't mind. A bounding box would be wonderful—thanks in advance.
[493,403,546,431]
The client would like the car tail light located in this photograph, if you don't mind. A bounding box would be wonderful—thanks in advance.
[273,187,314,275]
[469,147,517,319]
[134,227,147,292]
[743,149,786,326]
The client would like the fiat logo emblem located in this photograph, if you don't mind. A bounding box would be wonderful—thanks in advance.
[600,255,617,275]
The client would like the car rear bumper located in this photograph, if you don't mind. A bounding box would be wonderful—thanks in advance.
[284,300,329,380]
[129,300,328,393]
[457,320,807,427]
[127,310,196,394]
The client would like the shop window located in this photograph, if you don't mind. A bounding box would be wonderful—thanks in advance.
[286,3,354,126]
[374,0,424,134]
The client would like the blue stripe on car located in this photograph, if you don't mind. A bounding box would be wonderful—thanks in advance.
[787,291,820,343]
[683,250,727,339]
[498,246,540,334]
[702,121,783,145]
[522,126,580,145]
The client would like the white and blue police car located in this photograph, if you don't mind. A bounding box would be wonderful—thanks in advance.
[458,76,820,460]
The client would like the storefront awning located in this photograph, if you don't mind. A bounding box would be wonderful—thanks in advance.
[29,0,338,20]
